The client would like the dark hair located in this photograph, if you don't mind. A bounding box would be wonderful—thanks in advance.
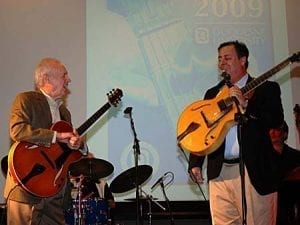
[218,40,249,69]
[294,104,300,114]
[280,121,289,134]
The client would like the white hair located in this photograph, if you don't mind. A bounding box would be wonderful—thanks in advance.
[34,57,65,89]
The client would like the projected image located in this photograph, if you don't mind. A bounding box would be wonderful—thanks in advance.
[87,0,274,200]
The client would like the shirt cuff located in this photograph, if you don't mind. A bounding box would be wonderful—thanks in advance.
[52,131,57,143]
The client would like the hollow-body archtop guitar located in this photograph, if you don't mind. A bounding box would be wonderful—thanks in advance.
[8,88,123,197]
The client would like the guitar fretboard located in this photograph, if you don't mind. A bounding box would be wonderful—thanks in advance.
[241,56,292,95]
[76,102,111,135]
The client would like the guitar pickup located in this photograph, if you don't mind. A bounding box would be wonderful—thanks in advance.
[218,99,227,111]
[217,98,233,111]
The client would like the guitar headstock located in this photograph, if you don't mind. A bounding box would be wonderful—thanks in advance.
[107,88,123,107]
[290,52,300,63]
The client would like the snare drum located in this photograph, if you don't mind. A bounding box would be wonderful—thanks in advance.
[65,198,108,225]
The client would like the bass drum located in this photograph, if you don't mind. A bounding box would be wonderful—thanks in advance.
[65,198,109,225]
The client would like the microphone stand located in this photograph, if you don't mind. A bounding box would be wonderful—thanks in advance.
[125,108,143,225]
[225,72,248,225]
[233,100,248,225]
[160,181,174,225]
[140,188,166,225]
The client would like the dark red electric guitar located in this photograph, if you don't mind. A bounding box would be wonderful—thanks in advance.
[8,88,123,197]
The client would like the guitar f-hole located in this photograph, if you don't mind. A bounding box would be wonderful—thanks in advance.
[40,151,55,169]
[21,163,46,185]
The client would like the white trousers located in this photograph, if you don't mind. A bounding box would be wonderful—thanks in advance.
[209,163,277,225]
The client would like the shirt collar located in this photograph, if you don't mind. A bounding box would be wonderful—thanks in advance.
[40,89,63,107]
[235,74,248,88]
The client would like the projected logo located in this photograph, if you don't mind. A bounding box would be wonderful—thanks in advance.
[120,141,160,176]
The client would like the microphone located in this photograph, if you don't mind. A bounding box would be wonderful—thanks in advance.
[124,107,132,114]
[151,173,168,190]
[221,71,231,81]
[220,71,232,87]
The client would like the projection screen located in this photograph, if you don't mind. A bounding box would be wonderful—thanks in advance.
[86,0,291,201]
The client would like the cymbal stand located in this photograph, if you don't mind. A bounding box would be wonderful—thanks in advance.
[76,175,85,225]
[124,107,142,225]
[140,188,166,225]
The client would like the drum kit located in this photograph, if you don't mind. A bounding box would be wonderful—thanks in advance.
[66,158,114,225]
[66,159,160,225]
[110,164,165,225]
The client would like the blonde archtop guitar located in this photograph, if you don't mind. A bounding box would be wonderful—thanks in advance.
[177,52,300,156]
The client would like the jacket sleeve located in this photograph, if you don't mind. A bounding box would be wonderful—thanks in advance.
[245,81,283,129]
[9,92,55,147]
[188,153,205,170]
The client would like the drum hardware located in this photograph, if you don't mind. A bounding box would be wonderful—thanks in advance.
[125,187,166,225]
[66,157,114,225]
[66,174,110,225]
[77,175,85,225]
[110,164,153,225]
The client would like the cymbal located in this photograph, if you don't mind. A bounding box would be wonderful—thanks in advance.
[1,155,8,178]
[110,165,153,193]
[69,158,114,180]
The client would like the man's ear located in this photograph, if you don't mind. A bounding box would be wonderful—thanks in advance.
[240,56,247,66]
[42,73,49,84]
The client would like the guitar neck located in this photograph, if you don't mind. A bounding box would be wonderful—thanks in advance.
[76,102,111,135]
[241,56,292,95]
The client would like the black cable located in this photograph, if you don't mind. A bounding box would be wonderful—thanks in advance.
[177,144,207,201]
[159,172,175,225]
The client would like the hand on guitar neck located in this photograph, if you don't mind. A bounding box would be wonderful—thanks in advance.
[229,85,249,109]
[56,128,82,150]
